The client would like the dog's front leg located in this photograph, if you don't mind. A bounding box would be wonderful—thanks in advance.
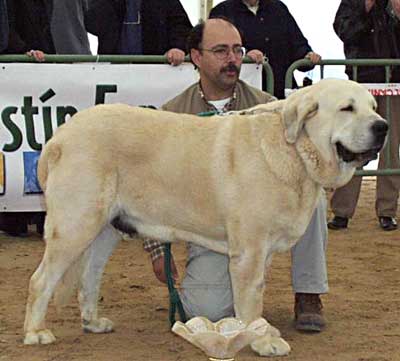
[229,244,290,357]
[229,247,266,323]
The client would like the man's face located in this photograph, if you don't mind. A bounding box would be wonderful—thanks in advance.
[192,20,243,92]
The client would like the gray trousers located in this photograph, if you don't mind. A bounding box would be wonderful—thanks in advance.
[179,196,328,321]
[331,96,400,218]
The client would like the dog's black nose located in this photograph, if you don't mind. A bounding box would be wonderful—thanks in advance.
[371,120,388,137]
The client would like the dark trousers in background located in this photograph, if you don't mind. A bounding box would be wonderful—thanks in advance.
[0,212,45,236]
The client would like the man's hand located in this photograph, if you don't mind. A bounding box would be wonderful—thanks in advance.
[365,0,376,13]
[246,49,265,64]
[152,255,179,284]
[165,48,185,66]
[26,50,45,62]
[305,51,321,64]
[390,0,400,18]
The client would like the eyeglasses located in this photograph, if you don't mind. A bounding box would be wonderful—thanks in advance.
[199,45,246,60]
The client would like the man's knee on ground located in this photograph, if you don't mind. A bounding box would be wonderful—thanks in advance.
[179,288,234,322]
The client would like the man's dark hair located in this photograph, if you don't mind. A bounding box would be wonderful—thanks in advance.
[186,16,242,68]
[186,20,206,55]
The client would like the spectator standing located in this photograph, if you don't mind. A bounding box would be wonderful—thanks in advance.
[328,0,400,231]
[144,18,329,333]
[209,0,321,99]
[2,0,91,58]
[85,0,192,66]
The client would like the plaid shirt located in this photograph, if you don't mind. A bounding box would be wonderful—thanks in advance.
[143,239,165,262]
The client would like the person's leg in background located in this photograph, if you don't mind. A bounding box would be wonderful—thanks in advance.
[375,96,400,231]
[291,195,328,332]
[328,175,363,229]
[179,244,234,322]
[32,212,46,235]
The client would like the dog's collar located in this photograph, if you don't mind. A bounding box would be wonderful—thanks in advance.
[198,82,237,114]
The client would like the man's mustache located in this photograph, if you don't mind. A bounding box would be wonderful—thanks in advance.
[220,63,240,74]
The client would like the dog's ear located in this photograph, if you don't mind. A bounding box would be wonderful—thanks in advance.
[282,89,318,143]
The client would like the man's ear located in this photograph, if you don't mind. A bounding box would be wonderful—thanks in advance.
[282,89,318,143]
[190,48,201,68]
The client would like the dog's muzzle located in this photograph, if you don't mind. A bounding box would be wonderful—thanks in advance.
[336,120,388,165]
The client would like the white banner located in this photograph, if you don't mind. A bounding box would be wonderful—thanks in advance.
[0,63,262,211]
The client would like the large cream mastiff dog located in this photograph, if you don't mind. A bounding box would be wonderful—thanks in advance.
[24,79,387,356]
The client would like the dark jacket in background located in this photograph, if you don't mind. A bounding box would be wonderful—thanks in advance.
[2,0,91,55]
[0,0,8,51]
[333,0,400,82]
[209,0,314,99]
[85,0,192,55]
[3,0,55,54]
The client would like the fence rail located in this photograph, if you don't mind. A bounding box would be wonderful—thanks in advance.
[0,54,275,95]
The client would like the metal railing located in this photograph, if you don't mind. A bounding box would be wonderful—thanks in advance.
[285,59,400,176]
[0,54,275,95]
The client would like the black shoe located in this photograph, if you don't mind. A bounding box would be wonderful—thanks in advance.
[378,217,397,231]
[327,216,348,230]
[294,293,326,332]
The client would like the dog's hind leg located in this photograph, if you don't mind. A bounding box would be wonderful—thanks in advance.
[24,244,86,345]
[23,255,59,345]
[78,225,121,334]
[24,153,118,344]
[24,206,111,344]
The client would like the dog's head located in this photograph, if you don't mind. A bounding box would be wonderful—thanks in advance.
[282,78,388,187]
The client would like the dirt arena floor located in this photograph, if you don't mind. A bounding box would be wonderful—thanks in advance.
[1,178,399,361]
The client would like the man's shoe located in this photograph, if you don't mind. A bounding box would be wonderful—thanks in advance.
[378,216,397,231]
[294,293,326,332]
[327,216,348,230]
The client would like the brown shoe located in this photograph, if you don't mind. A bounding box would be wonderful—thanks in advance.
[294,293,326,332]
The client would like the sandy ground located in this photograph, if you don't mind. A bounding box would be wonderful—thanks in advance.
[0,178,399,361]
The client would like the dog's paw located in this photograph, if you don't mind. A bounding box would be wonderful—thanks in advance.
[82,317,114,333]
[250,334,291,357]
[267,324,281,338]
[24,329,56,345]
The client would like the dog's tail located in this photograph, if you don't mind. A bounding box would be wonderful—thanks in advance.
[37,139,62,193]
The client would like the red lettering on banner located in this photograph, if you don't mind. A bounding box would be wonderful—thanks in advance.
[367,86,400,96]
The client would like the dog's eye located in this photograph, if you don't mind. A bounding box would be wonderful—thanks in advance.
[340,105,354,112]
